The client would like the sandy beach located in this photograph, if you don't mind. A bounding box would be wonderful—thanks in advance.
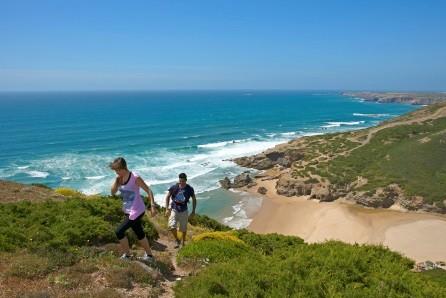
[246,178,446,262]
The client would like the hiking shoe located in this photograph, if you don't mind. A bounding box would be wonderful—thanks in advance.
[174,239,181,249]
[139,252,155,263]
[119,253,132,260]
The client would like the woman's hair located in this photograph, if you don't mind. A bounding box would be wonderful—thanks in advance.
[109,157,127,170]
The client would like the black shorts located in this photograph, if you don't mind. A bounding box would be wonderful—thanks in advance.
[115,212,146,240]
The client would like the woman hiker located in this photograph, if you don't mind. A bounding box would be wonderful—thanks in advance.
[109,157,157,261]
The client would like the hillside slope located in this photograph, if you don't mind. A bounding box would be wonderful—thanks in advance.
[235,102,446,213]
[0,183,445,297]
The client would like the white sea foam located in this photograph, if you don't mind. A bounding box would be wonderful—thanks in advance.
[223,201,252,229]
[321,121,365,128]
[198,141,233,148]
[302,132,323,137]
[17,166,30,169]
[280,132,297,136]
[85,175,106,180]
[353,113,391,118]
[26,170,50,178]
[4,130,318,198]
[222,193,263,229]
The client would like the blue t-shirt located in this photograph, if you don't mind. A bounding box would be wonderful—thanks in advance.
[169,184,194,212]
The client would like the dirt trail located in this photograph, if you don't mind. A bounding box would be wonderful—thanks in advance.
[359,105,446,146]
[156,236,189,298]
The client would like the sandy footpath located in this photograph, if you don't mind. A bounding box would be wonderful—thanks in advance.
[246,179,446,262]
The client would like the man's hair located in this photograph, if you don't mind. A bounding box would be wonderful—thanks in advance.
[109,157,127,170]
[179,173,187,180]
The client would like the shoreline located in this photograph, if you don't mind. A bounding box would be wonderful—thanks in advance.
[243,176,446,262]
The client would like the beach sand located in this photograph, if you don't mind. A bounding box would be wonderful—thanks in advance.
[246,179,446,262]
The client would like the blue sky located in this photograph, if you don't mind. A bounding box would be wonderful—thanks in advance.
[1,0,445,91]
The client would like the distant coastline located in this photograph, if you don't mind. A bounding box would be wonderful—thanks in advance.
[343,91,446,105]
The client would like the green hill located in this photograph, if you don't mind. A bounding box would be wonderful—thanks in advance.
[0,183,445,297]
[235,102,446,213]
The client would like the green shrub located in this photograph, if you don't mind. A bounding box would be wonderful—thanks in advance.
[54,187,84,197]
[188,213,232,231]
[418,269,446,288]
[175,241,445,297]
[0,197,158,252]
[177,239,250,265]
[193,231,245,244]
[236,230,304,256]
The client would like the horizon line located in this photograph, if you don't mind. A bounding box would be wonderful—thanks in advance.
[0,89,445,93]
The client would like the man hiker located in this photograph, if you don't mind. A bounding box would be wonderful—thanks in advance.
[165,173,197,248]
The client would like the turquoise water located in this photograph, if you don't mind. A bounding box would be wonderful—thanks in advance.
[0,91,417,227]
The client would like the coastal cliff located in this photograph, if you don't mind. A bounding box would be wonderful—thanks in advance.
[343,91,446,105]
[232,101,446,214]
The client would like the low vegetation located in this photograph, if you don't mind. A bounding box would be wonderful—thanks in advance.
[175,234,446,297]
[0,183,445,297]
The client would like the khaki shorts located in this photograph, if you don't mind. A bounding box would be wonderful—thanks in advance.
[168,209,189,232]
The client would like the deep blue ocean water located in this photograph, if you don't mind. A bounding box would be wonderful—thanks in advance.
[0,91,417,227]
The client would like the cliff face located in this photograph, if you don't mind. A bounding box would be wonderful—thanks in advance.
[343,92,446,105]
[232,102,446,214]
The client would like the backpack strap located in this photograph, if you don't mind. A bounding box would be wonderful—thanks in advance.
[170,183,180,198]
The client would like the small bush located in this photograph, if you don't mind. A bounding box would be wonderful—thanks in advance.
[54,187,84,197]
[188,214,231,231]
[177,239,250,266]
[192,231,245,245]
[236,230,304,256]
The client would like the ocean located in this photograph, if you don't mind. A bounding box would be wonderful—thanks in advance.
[0,91,417,228]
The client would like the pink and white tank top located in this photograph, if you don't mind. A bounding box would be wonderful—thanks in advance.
[118,172,146,220]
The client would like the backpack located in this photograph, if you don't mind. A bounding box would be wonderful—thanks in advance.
[171,184,188,205]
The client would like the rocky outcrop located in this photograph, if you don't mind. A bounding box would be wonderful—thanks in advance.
[233,172,257,188]
[276,174,312,197]
[234,148,304,170]
[350,184,400,208]
[400,196,425,211]
[356,195,395,208]
[219,177,232,189]
[219,172,257,189]
[257,186,268,195]
[310,184,334,202]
